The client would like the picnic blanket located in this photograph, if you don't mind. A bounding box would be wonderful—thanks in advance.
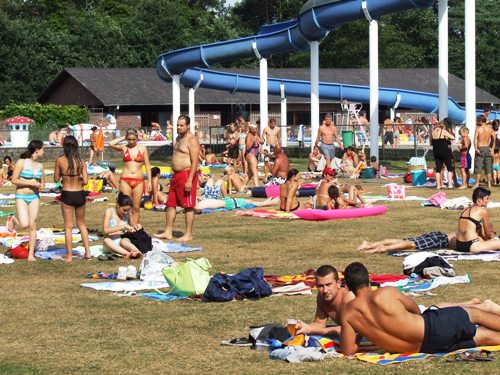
[151,240,202,253]
[234,209,298,220]
[273,334,500,364]
[364,195,427,203]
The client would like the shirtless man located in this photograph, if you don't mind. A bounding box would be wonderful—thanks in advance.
[340,262,500,355]
[265,144,289,185]
[48,128,59,146]
[357,231,457,253]
[296,265,354,336]
[383,116,394,147]
[262,118,281,173]
[155,115,200,242]
[474,115,495,189]
[315,113,343,169]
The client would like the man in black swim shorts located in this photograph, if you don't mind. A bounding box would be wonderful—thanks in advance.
[340,262,500,355]
[357,231,456,253]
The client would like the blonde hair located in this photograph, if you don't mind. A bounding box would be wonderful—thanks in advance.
[248,122,258,129]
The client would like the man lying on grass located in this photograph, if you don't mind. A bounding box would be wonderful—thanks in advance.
[340,262,500,355]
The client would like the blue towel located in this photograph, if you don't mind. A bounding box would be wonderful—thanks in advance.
[137,292,188,301]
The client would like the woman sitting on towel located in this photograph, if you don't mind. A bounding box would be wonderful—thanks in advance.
[455,187,500,253]
[54,135,91,262]
[8,140,45,261]
[102,194,142,259]
[109,128,152,225]
[195,197,279,211]
[280,169,305,212]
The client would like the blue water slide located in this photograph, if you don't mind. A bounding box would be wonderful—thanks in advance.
[156,0,498,122]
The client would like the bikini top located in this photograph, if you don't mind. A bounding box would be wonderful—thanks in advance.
[123,148,144,163]
[19,161,42,180]
[109,208,129,228]
[459,207,482,231]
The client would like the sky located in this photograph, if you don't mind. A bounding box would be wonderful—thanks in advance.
[225,0,240,6]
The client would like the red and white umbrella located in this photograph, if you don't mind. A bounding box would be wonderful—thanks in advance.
[3,116,35,124]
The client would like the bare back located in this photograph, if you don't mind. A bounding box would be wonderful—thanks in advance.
[55,156,86,191]
[316,178,332,206]
[476,125,495,148]
[342,287,424,353]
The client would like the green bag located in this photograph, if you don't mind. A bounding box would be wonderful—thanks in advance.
[162,257,212,296]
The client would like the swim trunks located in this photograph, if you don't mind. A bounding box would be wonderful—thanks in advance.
[166,169,198,209]
[460,153,472,170]
[265,176,286,186]
[493,164,500,171]
[403,231,449,251]
[321,143,335,159]
[420,306,476,353]
[221,197,255,210]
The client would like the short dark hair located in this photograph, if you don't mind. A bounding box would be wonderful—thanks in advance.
[370,156,377,162]
[151,166,161,177]
[178,114,190,125]
[316,265,339,280]
[344,262,370,294]
[116,193,133,207]
[472,187,491,203]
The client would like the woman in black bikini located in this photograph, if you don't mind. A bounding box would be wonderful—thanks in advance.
[455,187,500,253]
[431,119,455,189]
[54,135,91,262]
[280,169,302,212]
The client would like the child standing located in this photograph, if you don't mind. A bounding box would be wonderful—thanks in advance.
[458,126,472,190]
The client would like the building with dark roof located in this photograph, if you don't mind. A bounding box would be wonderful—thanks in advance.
[38,67,498,129]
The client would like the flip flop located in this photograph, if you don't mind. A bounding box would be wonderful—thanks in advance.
[446,350,495,362]
[97,254,115,261]
[220,337,252,347]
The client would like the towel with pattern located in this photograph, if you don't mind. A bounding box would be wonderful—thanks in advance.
[234,209,299,219]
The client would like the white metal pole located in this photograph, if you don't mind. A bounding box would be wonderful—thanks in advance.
[439,0,449,120]
[280,83,288,147]
[172,75,180,144]
[188,88,195,134]
[310,41,320,152]
[259,58,268,135]
[465,0,476,158]
[369,20,379,161]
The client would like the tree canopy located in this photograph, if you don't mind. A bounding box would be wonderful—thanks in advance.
[0,0,498,107]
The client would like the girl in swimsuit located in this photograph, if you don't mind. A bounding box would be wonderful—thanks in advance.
[110,128,152,225]
[102,194,142,259]
[8,140,45,261]
[280,169,302,212]
[54,135,91,262]
[455,187,500,253]
[238,122,248,174]
[327,185,358,210]
[245,122,263,187]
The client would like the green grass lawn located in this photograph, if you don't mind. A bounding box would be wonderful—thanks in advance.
[0,156,499,374]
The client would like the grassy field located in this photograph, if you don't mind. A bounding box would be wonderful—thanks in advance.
[0,157,499,374]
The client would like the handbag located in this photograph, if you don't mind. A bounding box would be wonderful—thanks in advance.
[162,257,212,296]
[386,183,406,200]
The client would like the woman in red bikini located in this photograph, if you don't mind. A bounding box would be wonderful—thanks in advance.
[110,128,151,225]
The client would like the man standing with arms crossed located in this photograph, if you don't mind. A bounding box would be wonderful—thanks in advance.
[315,113,343,169]
[156,115,200,242]
[474,116,495,189]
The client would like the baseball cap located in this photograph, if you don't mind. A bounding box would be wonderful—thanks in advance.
[323,167,336,176]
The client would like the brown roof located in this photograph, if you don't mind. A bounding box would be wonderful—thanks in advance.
[38,67,499,106]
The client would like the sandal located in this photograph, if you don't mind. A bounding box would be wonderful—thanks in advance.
[97,254,115,261]
[446,350,495,362]
[220,337,252,347]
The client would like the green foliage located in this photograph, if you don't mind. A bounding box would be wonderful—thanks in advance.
[0,0,498,107]
[0,103,89,129]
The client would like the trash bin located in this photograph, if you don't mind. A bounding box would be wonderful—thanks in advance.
[342,130,354,148]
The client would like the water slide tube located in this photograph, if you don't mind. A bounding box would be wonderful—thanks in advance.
[156,0,498,122]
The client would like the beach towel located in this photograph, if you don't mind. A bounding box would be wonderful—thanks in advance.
[137,291,188,301]
[80,280,169,292]
[234,209,298,219]
[381,274,471,292]
[35,248,81,260]
[388,249,500,262]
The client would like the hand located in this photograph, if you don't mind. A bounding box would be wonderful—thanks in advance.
[340,143,344,150]
[147,182,152,193]
[185,180,193,193]
[133,224,142,231]
[123,224,135,232]
[295,320,308,335]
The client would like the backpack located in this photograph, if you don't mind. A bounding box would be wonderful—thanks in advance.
[203,267,272,302]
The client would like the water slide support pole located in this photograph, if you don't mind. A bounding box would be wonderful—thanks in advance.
[310,41,320,152]
[366,4,379,161]
[188,74,204,134]
[439,0,449,120]
[172,75,180,144]
[465,0,476,159]
[253,42,268,134]
[280,83,288,147]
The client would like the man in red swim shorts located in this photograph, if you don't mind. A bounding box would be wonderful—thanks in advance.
[155,115,200,242]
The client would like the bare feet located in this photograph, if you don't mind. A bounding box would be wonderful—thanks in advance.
[176,235,192,242]
[27,256,37,262]
[357,241,370,251]
[154,232,172,240]
[457,186,468,190]
[64,256,73,263]
[473,184,479,189]
[365,244,385,254]
[6,215,15,233]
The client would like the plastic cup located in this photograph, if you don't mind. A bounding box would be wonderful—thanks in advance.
[287,319,297,336]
